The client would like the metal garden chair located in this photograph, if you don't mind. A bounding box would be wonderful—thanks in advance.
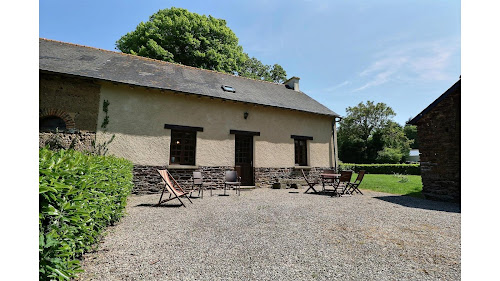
[224,170,241,196]
[192,171,208,198]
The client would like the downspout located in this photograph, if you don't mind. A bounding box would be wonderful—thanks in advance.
[332,116,342,172]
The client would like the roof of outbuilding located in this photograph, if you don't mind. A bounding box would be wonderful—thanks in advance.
[39,38,339,117]
[408,78,461,125]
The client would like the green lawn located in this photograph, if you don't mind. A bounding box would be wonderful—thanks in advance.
[352,173,423,198]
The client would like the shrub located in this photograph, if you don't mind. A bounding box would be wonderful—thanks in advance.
[339,163,420,175]
[393,173,409,183]
[39,148,134,280]
[376,147,403,164]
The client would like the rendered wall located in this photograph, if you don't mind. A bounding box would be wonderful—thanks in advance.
[96,83,335,169]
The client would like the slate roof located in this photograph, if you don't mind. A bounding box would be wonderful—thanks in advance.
[39,38,339,117]
[408,79,461,125]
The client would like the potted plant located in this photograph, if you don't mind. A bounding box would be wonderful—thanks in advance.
[271,176,281,189]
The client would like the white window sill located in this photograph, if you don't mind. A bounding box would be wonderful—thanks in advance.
[167,165,199,170]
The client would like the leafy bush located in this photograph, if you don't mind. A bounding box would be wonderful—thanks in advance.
[339,163,420,175]
[39,148,133,280]
[376,147,403,164]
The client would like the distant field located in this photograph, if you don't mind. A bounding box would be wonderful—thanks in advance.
[353,173,423,198]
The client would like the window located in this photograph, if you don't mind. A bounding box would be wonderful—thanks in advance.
[40,116,66,131]
[221,85,236,93]
[170,130,196,165]
[294,139,308,166]
[291,135,313,166]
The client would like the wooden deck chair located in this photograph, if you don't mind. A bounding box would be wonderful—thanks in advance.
[331,170,353,197]
[157,169,193,207]
[302,169,319,194]
[345,170,365,195]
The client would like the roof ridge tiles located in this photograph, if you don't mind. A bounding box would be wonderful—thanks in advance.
[39,38,285,86]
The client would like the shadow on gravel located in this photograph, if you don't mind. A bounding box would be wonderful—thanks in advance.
[304,191,341,197]
[373,196,461,213]
[135,203,184,208]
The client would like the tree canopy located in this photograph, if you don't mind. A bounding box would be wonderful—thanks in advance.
[338,101,412,164]
[239,56,288,83]
[403,122,419,149]
[116,7,287,83]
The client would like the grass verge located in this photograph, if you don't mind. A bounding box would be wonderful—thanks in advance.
[353,173,423,198]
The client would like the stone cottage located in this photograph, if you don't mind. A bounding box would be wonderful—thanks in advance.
[39,38,341,193]
[408,78,461,202]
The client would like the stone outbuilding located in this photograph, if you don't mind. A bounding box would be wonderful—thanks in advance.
[39,38,341,193]
[408,79,461,203]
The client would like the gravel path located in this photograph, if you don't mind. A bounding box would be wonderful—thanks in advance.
[78,188,460,281]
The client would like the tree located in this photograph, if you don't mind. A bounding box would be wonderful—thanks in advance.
[376,121,412,163]
[238,56,287,83]
[269,64,287,84]
[338,101,412,163]
[116,7,287,83]
[238,56,270,81]
[341,101,396,142]
[403,123,419,149]
[376,147,403,164]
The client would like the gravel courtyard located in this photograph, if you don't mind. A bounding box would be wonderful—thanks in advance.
[78,188,461,281]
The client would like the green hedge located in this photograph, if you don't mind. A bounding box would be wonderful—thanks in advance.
[39,148,134,280]
[339,163,421,175]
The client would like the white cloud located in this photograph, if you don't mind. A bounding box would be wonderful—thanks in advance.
[353,38,459,92]
[325,80,351,92]
[308,80,351,96]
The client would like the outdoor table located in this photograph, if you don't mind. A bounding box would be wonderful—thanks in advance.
[320,173,340,192]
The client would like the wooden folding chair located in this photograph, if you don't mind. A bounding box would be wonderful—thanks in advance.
[302,169,319,194]
[157,169,193,207]
[331,170,353,197]
[345,170,365,195]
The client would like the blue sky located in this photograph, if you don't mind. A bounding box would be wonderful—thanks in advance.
[39,0,460,125]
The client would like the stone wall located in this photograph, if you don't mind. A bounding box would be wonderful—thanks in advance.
[254,167,330,188]
[39,131,96,152]
[40,72,101,131]
[415,85,460,203]
[132,165,332,194]
[133,166,233,194]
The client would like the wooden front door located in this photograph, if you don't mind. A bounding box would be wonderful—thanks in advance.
[235,134,254,186]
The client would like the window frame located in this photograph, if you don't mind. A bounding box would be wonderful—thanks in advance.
[169,129,197,166]
[291,135,313,166]
[294,139,308,166]
[165,124,203,166]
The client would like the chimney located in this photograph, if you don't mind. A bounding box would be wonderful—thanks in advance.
[284,76,300,92]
